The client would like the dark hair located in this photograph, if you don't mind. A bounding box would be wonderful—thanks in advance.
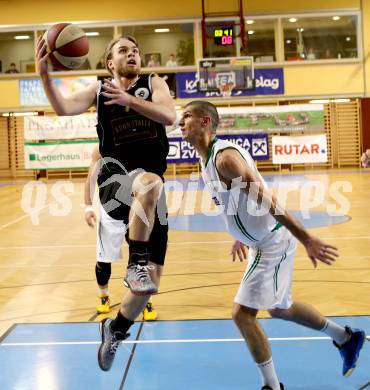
[104,36,139,75]
[185,100,219,132]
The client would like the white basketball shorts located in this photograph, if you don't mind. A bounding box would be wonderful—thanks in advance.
[234,227,297,310]
[96,203,128,263]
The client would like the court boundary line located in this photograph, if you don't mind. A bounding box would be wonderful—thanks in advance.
[0,205,48,230]
[119,322,144,390]
[0,234,370,250]
[1,316,369,339]
[1,335,370,346]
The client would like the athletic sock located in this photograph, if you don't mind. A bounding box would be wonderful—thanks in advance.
[257,357,280,390]
[110,311,134,334]
[98,288,109,297]
[320,319,350,345]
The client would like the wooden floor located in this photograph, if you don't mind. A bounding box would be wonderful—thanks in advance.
[0,169,369,337]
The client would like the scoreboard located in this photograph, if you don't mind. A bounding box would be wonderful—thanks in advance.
[214,26,233,45]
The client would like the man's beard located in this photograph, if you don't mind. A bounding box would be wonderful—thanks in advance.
[117,65,140,79]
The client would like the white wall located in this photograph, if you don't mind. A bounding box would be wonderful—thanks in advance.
[0,39,34,73]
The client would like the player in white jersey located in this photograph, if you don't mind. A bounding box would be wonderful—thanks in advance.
[179,101,366,390]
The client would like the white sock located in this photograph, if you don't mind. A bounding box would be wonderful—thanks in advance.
[99,288,109,297]
[257,357,280,390]
[321,319,349,345]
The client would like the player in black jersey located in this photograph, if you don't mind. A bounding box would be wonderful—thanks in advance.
[36,35,176,371]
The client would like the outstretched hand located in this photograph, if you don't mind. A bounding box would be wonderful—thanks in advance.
[101,79,133,106]
[304,235,338,268]
[231,240,248,262]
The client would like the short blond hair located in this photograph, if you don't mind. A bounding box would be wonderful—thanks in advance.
[104,36,139,75]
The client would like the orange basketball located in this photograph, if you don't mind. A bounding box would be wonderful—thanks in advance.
[43,23,89,70]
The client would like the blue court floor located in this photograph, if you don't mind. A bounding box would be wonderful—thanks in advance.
[0,316,369,390]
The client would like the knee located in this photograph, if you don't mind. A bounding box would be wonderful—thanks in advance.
[232,304,257,328]
[136,173,163,204]
[268,307,289,320]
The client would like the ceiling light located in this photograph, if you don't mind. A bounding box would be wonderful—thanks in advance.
[332,16,341,21]
[346,37,351,42]
[14,35,30,40]
[246,20,254,25]
[247,30,255,35]
[154,28,170,33]
[85,32,100,37]
[289,18,297,23]
[286,39,292,44]
[297,28,304,32]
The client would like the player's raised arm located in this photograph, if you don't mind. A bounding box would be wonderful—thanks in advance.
[215,148,338,268]
[36,37,97,116]
[102,75,176,125]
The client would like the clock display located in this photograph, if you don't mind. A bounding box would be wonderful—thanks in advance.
[214,27,233,45]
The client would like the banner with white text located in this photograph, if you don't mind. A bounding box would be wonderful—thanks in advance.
[272,135,328,164]
[167,134,269,163]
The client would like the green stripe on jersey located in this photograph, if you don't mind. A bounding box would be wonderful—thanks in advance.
[233,213,257,242]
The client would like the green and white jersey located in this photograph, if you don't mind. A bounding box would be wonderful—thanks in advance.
[200,138,280,247]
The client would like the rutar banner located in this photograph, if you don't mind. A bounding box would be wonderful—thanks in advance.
[272,135,328,164]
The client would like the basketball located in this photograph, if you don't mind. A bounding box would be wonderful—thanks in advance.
[43,23,89,70]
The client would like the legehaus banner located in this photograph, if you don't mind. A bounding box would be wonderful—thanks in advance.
[272,135,328,164]
[24,140,98,169]
[24,114,97,140]
[167,134,269,163]
[176,68,284,98]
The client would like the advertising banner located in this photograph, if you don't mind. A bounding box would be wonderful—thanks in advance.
[272,135,328,164]
[24,140,98,169]
[167,134,269,163]
[19,76,97,106]
[176,68,284,98]
[216,104,324,133]
[24,114,97,140]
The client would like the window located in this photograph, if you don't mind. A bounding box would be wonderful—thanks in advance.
[0,31,35,73]
[283,15,358,61]
[83,27,114,70]
[243,19,276,63]
[121,23,194,66]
